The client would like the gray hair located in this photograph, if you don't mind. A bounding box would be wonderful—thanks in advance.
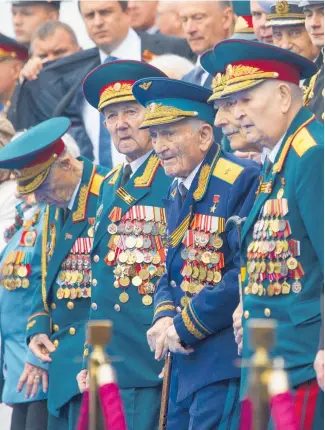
[149,54,194,80]
[61,133,81,158]
[30,20,78,55]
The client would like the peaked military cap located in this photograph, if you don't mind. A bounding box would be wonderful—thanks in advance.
[12,1,61,10]
[299,0,324,6]
[132,77,215,129]
[0,33,28,62]
[83,60,167,112]
[267,1,305,27]
[0,117,70,194]
[200,39,317,102]
[232,0,256,40]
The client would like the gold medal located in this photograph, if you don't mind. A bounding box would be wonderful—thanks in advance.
[119,291,129,303]
[127,252,137,265]
[15,278,22,288]
[17,265,28,278]
[201,252,211,265]
[58,271,66,282]
[180,296,190,307]
[139,269,149,281]
[107,250,116,262]
[251,282,259,295]
[88,227,94,238]
[70,288,77,300]
[70,272,78,284]
[206,270,214,282]
[118,252,128,263]
[188,282,197,294]
[258,283,264,296]
[281,281,291,294]
[56,287,64,299]
[132,276,142,287]
[65,272,72,283]
[184,264,193,277]
[135,237,144,248]
[267,284,274,296]
[156,266,165,277]
[77,273,83,283]
[21,278,30,289]
[191,266,199,279]
[210,253,220,265]
[120,276,130,287]
[214,236,223,249]
[213,271,222,283]
[195,283,204,294]
[277,188,284,199]
[142,294,153,306]
[64,288,71,299]
[152,254,161,265]
[180,280,189,292]
[287,257,298,270]
[244,285,252,295]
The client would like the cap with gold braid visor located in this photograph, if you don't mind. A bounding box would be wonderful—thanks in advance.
[0,117,70,195]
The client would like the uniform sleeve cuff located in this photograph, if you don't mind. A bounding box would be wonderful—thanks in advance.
[174,302,213,345]
[25,348,49,370]
[26,312,51,342]
[153,300,177,324]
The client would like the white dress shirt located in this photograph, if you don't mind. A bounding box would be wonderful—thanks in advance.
[195,57,209,87]
[0,180,20,252]
[177,162,202,193]
[82,29,142,167]
[68,180,81,211]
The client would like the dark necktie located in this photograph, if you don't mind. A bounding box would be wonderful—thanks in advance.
[179,182,188,204]
[120,164,132,188]
[98,55,118,168]
[264,157,273,178]
[191,66,205,86]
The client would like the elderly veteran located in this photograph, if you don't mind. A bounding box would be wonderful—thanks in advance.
[132,77,260,429]
[76,60,172,430]
[300,0,324,123]
[0,116,107,430]
[206,38,324,429]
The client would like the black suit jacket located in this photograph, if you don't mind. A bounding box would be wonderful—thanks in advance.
[8,33,196,160]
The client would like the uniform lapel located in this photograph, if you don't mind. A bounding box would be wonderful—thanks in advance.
[46,158,94,286]
[241,107,315,242]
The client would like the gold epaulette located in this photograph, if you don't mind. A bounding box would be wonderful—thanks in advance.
[291,127,317,157]
[134,154,160,188]
[90,173,104,196]
[212,157,244,184]
[104,164,123,184]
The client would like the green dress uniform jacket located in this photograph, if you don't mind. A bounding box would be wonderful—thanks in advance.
[241,107,324,392]
[304,52,324,124]
[26,157,107,417]
[83,152,172,429]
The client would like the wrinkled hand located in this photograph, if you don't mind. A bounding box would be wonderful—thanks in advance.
[17,362,48,398]
[29,333,55,362]
[20,57,44,82]
[314,350,324,391]
[156,324,194,360]
[233,303,243,356]
[77,369,89,393]
[147,317,173,356]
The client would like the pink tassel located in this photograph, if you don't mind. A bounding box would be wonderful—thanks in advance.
[239,397,253,430]
[270,392,299,430]
[99,383,127,430]
[76,390,90,430]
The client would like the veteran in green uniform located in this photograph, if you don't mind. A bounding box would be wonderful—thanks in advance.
[76,60,172,430]
[0,117,107,430]
[203,38,324,429]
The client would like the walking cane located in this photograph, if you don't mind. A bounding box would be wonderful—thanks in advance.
[158,351,173,430]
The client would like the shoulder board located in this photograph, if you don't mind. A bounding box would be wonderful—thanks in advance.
[104,164,123,181]
[90,173,104,196]
[134,154,160,188]
[291,127,317,157]
[212,157,244,184]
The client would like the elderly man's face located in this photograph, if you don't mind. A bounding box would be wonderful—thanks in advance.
[214,99,261,153]
[250,1,273,44]
[31,28,79,62]
[32,164,73,207]
[272,24,320,60]
[0,59,22,102]
[12,4,58,46]
[304,4,324,48]
[103,101,152,162]
[79,1,130,52]
[179,1,233,55]
[149,120,211,178]
[232,81,286,148]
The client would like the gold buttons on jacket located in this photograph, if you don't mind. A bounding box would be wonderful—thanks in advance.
[69,327,76,335]
[114,304,121,312]
[51,303,56,310]
[84,348,89,357]
[93,255,99,263]
[264,308,271,317]
[53,340,59,348]
[244,310,250,319]
[53,325,59,332]
[67,301,74,310]
[92,279,98,286]
[91,303,98,311]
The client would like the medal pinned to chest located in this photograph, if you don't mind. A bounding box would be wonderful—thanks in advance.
[104,205,168,306]
[245,178,304,297]
[55,237,93,301]
[0,250,32,291]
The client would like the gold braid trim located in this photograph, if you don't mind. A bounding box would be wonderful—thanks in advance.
[134,154,160,188]
[303,70,320,107]
[17,168,51,195]
[72,165,96,222]
[141,103,198,128]
[16,154,58,181]
[154,305,176,317]
[41,206,50,313]
[116,187,136,205]
[168,213,191,248]
[28,312,49,320]
[188,302,213,335]
[267,13,305,20]
[107,164,123,185]
[193,165,211,201]
[181,306,205,340]
[0,48,17,58]
[98,83,134,110]
[26,320,36,330]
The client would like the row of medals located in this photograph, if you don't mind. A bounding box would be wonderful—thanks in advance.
[106,220,167,306]
[1,256,31,290]
[56,254,92,300]
[179,231,224,307]
[245,203,302,296]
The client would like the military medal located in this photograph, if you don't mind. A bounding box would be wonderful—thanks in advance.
[119,291,129,303]
[292,280,302,294]
[132,276,142,287]
[180,296,190,307]
[142,295,153,306]
[57,287,64,299]
[107,223,118,235]
[287,257,298,270]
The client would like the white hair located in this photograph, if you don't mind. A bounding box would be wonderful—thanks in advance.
[61,133,80,158]
[149,54,195,80]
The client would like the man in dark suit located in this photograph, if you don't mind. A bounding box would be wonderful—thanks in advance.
[8,0,195,168]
